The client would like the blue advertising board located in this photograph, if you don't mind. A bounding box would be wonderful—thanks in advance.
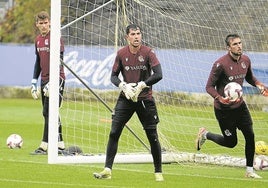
[1,44,268,93]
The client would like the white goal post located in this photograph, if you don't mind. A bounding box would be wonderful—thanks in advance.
[48,0,61,164]
[48,0,268,166]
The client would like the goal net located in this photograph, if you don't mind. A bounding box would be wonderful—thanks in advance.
[49,0,268,166]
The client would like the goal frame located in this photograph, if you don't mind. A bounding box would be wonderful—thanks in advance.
[48,0,252,167]
[48,0,166,164]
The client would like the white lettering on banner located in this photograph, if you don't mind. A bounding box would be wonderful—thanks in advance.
[64,51,115,88]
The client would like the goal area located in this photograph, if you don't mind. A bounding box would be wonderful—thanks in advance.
[48,0,268,166]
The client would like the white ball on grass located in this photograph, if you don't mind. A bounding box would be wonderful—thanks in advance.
[6,134,23,149]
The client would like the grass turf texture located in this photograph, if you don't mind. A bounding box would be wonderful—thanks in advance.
[0,98,268,188]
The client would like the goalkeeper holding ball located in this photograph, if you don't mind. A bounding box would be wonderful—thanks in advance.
[196,34,268,178]
[93,24,163,181]
[30,11,65,155]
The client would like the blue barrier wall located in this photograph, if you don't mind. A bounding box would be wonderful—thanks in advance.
[1,44,268,93]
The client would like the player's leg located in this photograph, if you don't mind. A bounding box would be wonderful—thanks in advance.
[137,99,164,181]
[238,102,261,178]
[31,81,49,155]
[197,107,238,151]
[93,97,134,179]
[144,128,163,181]
[58,78,65,151]
[196,107,238,150]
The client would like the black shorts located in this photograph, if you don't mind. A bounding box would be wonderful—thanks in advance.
[41,78,65,116]
[214,101,253,137]
[112,96,160,129]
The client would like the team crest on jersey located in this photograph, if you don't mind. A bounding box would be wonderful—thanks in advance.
[138,55,144,62]
[241,62,246,69]
[45,39,49,45]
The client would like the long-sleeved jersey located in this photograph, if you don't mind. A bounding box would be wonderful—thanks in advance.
[206,53,258,109]
[33,31,65,82]
[111,45,162,100]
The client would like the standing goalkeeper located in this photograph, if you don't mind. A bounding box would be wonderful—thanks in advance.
[30,11,65,155]
[93,24,163,181]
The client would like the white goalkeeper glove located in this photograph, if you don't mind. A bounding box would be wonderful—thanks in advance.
[256,82,268,97]
[31,79,39,100]
[132,81,148,102]
[43,82,50,97]
[119,82,136,100]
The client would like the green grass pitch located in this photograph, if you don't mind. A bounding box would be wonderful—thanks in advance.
[0,98,268,188]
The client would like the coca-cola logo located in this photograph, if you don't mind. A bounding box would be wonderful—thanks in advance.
[64,51,115,88]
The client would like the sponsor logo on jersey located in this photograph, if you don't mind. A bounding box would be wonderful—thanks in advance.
[37,47,50,52]
[229,74,246,81]
[125,65,147,71]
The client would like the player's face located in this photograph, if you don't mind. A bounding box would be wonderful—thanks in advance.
[126,28,142,48]
[228,37,242,57]
[36,18,50,36]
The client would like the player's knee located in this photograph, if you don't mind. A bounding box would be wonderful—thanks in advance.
[109,131,120,142]
[42,110,48,117]
[145,129,159,142]
[109,124,124,141]
[226,139,237,148]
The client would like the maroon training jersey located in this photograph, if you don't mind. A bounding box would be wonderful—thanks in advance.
[35,31,65,81]
[112,45,160,100]
[206,53,258,109]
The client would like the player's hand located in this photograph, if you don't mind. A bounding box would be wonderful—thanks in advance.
[31,79,39,100]
[256,83,268,96]
[119,82,136,100]
[217,96,230,105]
[43,82,50,97]
[131,81,148,102]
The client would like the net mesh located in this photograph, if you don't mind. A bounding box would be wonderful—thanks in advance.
[57,0,268,165]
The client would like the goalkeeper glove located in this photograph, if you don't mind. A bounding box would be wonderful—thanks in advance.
[256,82,268,97]
[31,79,39,100]
[43,82,50,97]
[119,82,136,100]
[132,81,148,102]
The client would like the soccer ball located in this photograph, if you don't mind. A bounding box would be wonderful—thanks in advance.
[6,134,23,149]
[255,141,268,155]
[224,82,243,102]
[254,155,268,171]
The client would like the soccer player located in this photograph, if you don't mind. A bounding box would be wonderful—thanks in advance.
[30,11,65,155]
[196,34,268,178]
[93,24,164,181]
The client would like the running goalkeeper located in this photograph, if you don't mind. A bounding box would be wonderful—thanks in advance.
[93,24,163,181]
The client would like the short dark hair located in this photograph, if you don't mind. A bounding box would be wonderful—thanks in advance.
[225,34,240,46]
[36,11,50,22]
[126,24,141,34]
